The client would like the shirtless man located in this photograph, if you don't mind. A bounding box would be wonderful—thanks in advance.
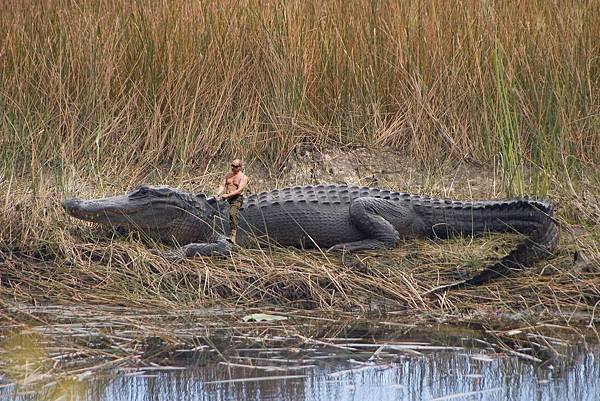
[215,159,249,244]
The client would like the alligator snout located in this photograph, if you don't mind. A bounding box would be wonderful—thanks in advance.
[62,198,85,218]
[62,197,80,209]
[61,194,153,225]
[62,197,121,222]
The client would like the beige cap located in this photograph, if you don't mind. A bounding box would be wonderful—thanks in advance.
[231,159,243,167]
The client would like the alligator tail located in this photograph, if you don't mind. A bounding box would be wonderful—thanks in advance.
[461,203,559,287]
[417,199,559,293]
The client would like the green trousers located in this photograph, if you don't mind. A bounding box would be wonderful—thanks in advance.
[228,195,243,234]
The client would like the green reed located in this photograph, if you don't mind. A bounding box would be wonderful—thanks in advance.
[491,46,524,196]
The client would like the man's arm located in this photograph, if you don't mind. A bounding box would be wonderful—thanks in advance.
[215,176,228,198]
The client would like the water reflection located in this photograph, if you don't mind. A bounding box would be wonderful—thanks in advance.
[1,330,91,401]
[2,331,51,385]
[2,331,598,401]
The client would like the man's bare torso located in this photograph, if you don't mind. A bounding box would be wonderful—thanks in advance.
[225,172,247,196]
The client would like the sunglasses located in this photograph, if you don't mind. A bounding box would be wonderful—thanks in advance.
[231,165,241,168]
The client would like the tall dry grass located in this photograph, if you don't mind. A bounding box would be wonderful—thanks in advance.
[0,0,599,195]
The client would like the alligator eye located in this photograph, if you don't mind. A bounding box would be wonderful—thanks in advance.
[129,186,149,198]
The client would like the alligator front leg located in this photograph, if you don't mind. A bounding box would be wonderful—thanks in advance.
[329,197,403,252]
[151,237,232,261]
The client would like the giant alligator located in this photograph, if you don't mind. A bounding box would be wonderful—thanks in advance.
[62,184,559,291]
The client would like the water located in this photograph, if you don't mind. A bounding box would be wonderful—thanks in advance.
[1,328,598,401]
[81,352,598,401]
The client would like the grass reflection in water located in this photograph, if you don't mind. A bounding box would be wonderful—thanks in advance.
[0,325,598,401]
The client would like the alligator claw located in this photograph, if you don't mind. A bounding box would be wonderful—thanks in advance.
[148,248,185,262]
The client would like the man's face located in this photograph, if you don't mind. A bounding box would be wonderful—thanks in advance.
[231,164,241,173]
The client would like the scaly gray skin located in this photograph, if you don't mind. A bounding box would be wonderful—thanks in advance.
[62,184,559,290]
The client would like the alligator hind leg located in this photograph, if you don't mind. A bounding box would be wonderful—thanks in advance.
[329,197,402,252]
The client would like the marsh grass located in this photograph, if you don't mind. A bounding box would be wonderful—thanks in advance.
[1,0,599,192]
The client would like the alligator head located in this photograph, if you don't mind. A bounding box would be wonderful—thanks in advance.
[62,186,223,244]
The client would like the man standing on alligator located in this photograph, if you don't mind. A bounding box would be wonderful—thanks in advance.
[215,159,248,244]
